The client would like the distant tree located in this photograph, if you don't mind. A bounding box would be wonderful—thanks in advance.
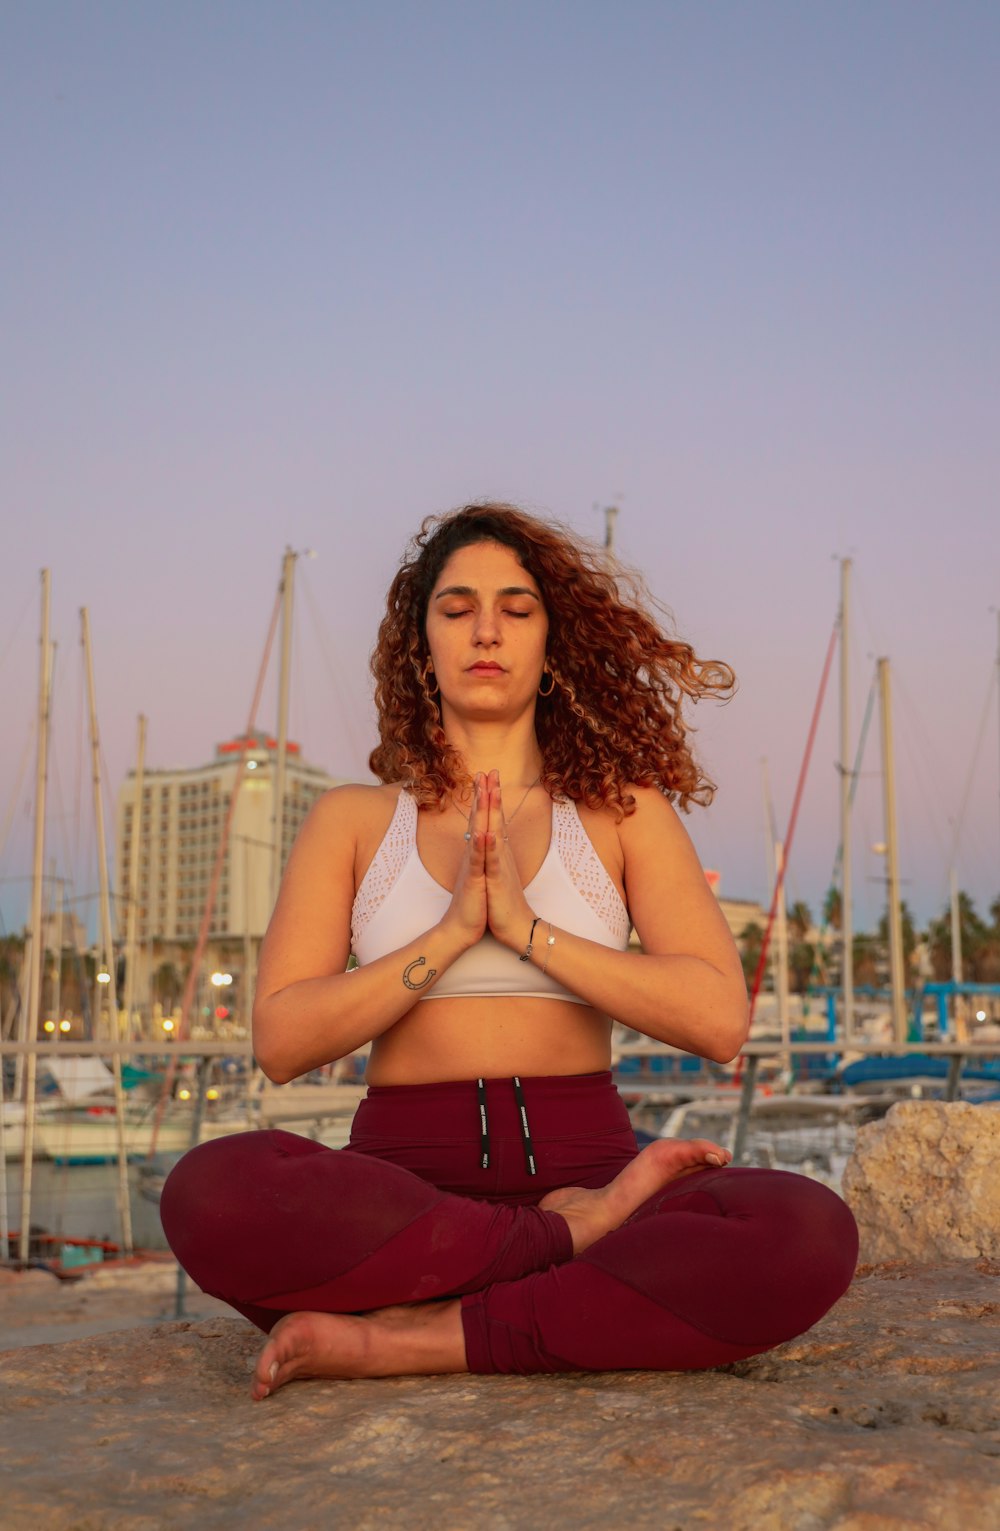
[877,900,919,974]
[852,932,880,987]
[926,891,992,981]
[789,940,816,993]
[0,935,25,1039]
[788,901,813,943]
[823,885,842,932]
[154,961,181,1010]
[738,922,764,990]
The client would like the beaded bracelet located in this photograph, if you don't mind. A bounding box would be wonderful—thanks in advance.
[542,923,556,973]
[519,916,541,962]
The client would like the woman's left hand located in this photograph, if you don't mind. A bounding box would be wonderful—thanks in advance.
[482,769,538,950]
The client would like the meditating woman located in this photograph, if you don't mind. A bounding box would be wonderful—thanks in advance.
[161,502,858,1397]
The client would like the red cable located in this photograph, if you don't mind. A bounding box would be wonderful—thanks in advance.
[746,619,840,1031]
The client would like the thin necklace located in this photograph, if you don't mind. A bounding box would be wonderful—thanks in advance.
[452,774,541,832]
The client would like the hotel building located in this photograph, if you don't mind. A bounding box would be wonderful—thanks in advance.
[115,733,350,946]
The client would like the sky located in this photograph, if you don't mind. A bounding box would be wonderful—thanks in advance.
[2,0,999,940]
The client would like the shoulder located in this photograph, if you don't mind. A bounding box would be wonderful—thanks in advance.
[305,781,403,828]
[290,782,402,862]
[617,784,687,837]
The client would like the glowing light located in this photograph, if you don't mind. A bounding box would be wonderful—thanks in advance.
[206,1087,220,1101]
[43,1020,56,1033]
[96,970,111,984]
[210,972,233,987]
[162,1018,175,1033]
[247,760,258,770]
[976,1010,987,1021]
[59,1019,72,1033]
[178,1088,191,1101]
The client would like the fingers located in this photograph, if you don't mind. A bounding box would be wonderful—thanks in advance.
[464,773,491,855]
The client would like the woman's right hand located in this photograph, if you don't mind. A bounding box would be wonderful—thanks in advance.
[439,772,491,949]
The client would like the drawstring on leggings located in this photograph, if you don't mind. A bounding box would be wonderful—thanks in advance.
[477,1078,490,1170]
[512,1076,537,1177]
[477,1077,537,1177]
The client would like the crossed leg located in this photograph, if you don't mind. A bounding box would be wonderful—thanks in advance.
[248,1136,734,1398]
[161,1129,855,1399]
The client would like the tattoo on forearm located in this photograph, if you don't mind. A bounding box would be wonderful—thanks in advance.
[402,955,437,991]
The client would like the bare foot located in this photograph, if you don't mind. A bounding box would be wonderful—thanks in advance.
[251,1300,467,1400]
[539,1136,731,1255]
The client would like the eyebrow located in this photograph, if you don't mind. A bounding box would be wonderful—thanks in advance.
[433,585,540,601]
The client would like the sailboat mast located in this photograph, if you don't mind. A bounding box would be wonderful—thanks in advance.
[81,606,134,1254]
[877,657,907,1043]
[839,559,854,1043]
[81,609,119,1033]
[774,840,791,1066]
[122,715,147,1039]
[996,609,1000,865]
[272,548,295,908]
[19,569,52,1263]
[604,504,619,555]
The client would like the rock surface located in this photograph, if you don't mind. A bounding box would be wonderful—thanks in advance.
[0,1260,233,1349]
[1,1260,998,1530]
[843,1101,1000,1264]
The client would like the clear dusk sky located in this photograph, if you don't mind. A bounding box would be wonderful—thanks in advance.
[2,1,998,940]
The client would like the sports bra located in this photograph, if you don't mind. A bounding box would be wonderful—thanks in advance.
[351,790,631,1003]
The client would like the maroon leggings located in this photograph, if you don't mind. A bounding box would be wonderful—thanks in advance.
[160,1072,858,1374]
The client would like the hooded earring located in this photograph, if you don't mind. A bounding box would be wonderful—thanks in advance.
[423,659,440,697]
[538,667,556,698]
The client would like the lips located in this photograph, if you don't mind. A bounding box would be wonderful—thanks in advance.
[467,663,505,675]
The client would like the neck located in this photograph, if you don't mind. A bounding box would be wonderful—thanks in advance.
[440,712,543,791]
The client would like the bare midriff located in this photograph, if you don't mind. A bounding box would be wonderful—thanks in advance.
[365,996,613,1085]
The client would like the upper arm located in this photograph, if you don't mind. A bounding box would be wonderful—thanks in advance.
[255,786,364,1002]
[619,787,744,983]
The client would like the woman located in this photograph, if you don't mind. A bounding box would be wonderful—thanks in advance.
[161,503,858,1397]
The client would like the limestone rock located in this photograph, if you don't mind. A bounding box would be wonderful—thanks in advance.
[842,1100,1000,1264]
[1,1261,999,1529]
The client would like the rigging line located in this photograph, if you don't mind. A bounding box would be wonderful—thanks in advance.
[891,667,950,869]
[852,563,889,671]
[0,719,35,867]
[947,661,997,862]
[73,627,86,880]
[0,586,34,674]
[816,668,878,949]
[148,581,284,1156]
[300,567,369,772]
[747,618,839,1027]
[291,567,309,751]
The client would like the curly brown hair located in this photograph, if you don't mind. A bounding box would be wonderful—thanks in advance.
[369,503,735,816]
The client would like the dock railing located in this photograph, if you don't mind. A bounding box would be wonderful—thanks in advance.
[4,1036,999,1177]
[612,1039,1000,1163]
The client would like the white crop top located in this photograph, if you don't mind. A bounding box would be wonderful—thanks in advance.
[351,790,631,1003]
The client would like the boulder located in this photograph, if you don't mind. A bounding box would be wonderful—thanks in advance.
[1,1260,998,1529]
[842,1100,1000,1264]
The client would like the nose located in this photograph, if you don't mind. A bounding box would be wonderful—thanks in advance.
[471,606,500,646]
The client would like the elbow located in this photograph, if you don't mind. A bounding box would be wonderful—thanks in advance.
[251,1001,295,1085]
[706,995,751,1065]
[255,1054,297,1087]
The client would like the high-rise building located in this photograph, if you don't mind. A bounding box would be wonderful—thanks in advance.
[115,734,351,944]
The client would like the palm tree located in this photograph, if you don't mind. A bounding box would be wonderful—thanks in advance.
[823,884,842,932]
[738,922,764,990]
[926,891,993,981]
[877,900,919,976]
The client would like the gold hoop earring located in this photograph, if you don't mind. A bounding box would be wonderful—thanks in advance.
[423,661,439,697]
[538,670,555,698]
